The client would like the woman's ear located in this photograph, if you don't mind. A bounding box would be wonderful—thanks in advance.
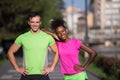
[66,29,69,33]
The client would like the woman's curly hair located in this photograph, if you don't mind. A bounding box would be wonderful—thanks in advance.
[50,18,67,31]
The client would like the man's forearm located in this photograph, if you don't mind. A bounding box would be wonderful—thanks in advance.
[7,43,20,70]
[8,52,19,70]
[50,52,59,71]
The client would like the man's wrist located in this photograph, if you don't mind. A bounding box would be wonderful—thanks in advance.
[14,65,19,71]
[50,66,54,72]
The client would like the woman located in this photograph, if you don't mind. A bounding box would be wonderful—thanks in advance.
[42,18,97,80]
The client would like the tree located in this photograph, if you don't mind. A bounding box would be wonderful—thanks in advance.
[0,0,64,33]
[90,0,94,5]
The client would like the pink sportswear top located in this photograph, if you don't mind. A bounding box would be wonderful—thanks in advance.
[56,38,83,74]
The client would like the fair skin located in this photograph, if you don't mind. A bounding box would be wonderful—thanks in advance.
[43,26,97,71]
[28,16,41,33]
[7,15,59,76]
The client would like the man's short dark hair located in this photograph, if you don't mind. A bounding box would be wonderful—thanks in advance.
[28,12,41,21]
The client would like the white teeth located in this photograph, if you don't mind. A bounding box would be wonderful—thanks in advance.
[61,36,65,38]
[33,27,38,29]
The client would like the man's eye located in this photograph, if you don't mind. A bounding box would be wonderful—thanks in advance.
[30,21,34,23]
[36,22,40,23]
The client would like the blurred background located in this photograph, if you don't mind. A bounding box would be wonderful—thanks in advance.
[0,0,120,80]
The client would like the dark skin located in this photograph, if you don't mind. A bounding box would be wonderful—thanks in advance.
[42,26,97,71]
[55,26,97,71]
[74,44,97,71]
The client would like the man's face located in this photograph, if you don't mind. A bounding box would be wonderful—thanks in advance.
[28,16,41,32]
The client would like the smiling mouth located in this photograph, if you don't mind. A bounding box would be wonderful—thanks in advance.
[61,35,66,39]
[33,26,38,29]
[61,35,64,38]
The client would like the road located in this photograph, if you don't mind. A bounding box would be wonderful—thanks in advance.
[0,52,100,80]
[92,45,120,58]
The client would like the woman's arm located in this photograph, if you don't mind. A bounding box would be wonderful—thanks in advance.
[41,28,59,41]
[74,44,97,71]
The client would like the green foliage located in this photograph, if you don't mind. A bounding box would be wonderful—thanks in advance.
[79,52,120,80]
[0,0,64,33]
[90,0,94,5]
[55,0,65,9]
[88,62,107,79]
[94,55,105,69]
[94,55,120,80]
[0,58,6,66]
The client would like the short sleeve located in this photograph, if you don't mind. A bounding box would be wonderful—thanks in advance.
[48,35,55,46]
[75,39,83,49]
[15,35,23,46]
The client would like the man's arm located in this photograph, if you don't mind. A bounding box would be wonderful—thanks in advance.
[49,43,59,71]
[7,43,28,75]
[43,43,59,75]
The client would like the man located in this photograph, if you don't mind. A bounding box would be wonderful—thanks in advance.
[7,12,59,80]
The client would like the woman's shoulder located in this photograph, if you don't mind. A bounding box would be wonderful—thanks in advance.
[70,38,82,42]
[70,38,83,45]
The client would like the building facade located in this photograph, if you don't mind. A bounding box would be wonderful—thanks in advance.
[94,0,120,34]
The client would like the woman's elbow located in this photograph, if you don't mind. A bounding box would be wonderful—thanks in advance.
[93,51,97,58]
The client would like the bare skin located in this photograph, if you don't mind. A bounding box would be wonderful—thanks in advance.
[7,16,59,76]
[42,26,97,71]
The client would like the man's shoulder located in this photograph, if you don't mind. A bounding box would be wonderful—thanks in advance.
[41,31,52,37]
[17,31,30,38]
[23,31,30,35]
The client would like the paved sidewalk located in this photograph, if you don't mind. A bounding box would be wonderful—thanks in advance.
[48,52,100,80]
[0,52,100,80]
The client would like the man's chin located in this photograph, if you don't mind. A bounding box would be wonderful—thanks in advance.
[32,29,39,32]
[33,30,38,32]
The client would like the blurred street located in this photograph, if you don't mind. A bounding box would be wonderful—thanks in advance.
[0,51,100,80]
[0,0,120,80]
[91,45,120,58]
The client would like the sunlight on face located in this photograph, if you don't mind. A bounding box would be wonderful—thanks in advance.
[28,16,41,32]
[56,26,68,41]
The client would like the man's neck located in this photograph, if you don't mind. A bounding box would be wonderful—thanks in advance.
[30,29,41,34]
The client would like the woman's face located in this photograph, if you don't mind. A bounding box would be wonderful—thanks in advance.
[56,26,68,41]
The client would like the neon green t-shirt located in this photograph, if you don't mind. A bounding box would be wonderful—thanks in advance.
[15,31,55,74]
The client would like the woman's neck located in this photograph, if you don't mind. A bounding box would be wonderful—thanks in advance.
[63,37,70,42]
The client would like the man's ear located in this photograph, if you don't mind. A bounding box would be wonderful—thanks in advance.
[40,22,42,25]
[28,21,30,25]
